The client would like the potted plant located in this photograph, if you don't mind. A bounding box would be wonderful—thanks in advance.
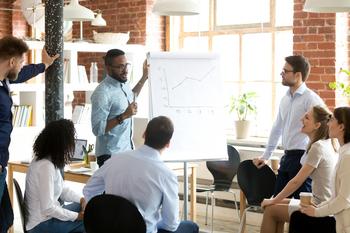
[229,91,257,139]
[329,68,350,96]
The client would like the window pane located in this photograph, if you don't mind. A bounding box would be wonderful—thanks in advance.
[216,0,270,26]
[183,36,209,51]
[242,82,273,137]
[212,35,240,82]
[223,83,239,136]
[275,0,293,26]
[242,33,272,82]
[275,30,293,80]
[184,0,210,32]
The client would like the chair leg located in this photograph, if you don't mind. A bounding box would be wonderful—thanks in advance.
[233,193,240,219]
[211,192,215,233]
[205,191,209,225]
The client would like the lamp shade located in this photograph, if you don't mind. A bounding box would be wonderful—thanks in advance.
[152,0,200,16]
[92,12,107,26]
[64,0,94,21]
[304,0,350,13]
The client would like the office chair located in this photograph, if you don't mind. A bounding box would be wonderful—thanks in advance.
[84,194,146,233]
[289,211,336,233]
[13,178,28,233]
[196,145,240,232]
[236,160,276,233]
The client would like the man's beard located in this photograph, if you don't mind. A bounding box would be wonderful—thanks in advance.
[7,70,18,81]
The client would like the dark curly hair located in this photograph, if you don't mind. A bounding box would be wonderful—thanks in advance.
[33,119,76,169]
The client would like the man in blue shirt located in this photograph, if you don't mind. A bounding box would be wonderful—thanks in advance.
[0,36,58,232]
[84,116,199,233]
[253,55,324,198]
[91,49,148,167]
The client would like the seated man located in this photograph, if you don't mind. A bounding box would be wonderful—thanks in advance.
[83,116,199,233]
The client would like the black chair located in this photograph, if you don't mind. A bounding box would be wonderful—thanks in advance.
[289,211,336,233]
[196,145,240,231]
[13,178,28,233]
[236,160,276,233]
[84,194,146,233]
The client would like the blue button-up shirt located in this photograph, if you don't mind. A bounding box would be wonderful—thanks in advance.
[0,64,45,167]
[83,145,180,233]
[90,75,134,157]
[262,83,324,160]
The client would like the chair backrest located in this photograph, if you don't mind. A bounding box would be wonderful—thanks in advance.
[206,145,241,191]
[13,178,27,233]
[84,194,146,233]
[237,160,276,206]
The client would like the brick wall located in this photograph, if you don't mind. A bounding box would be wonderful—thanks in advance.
[294,0,337,109]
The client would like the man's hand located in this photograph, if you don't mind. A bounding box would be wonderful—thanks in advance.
[42,47,60,69]
[252,157,267,169]
[142,59,149,79]
[300,203,316,217]
[124,102,137,118]
[76,210,84,221]
[0,164,2,173]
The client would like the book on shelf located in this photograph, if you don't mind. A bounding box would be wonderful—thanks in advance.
[12,105,33,127]
[72,104,91,124]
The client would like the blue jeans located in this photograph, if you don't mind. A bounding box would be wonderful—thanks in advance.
[0,167,6,202]
[158,221,199,233]
[28,202,85,233]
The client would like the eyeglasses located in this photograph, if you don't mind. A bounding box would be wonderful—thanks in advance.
[280,68,294,75]
[108,63,132,71]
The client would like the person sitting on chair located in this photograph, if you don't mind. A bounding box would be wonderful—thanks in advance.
[25,119,86,233]
[301,106,350,233]
[260,105,337,233]
[83,116,199,233]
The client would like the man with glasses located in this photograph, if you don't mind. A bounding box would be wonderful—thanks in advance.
[91,49,148,167]
[253,55,324,198]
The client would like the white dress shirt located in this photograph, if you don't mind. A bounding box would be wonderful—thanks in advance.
[262,83,324,159]
[83,145,180,233]
[25,158,82,230]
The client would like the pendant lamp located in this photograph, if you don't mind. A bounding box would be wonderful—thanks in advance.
[304,0,350,13]
[64,0,94,21]
[152,0,200,16]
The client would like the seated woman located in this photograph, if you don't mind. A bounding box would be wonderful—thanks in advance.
[301,106,350,233]
[260,105,338,233]
[25,119,85,233]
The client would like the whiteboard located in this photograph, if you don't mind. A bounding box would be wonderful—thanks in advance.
[148,52,227,161]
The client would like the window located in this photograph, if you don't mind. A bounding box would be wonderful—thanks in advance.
[168,0,293,137]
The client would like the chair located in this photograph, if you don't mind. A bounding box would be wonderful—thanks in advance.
[196,145,240,231]
[236,160,276,233]
[13,178,28,233]
[84,194,146,233]
[289,211,336,233]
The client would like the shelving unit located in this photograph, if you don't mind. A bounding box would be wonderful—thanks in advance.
[9,41,146,161]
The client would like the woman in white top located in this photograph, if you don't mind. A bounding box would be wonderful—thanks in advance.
[301,106,350,233]
[25,119,85,233]
[260,105,337,233]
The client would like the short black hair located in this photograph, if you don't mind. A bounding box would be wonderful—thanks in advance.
[285,55,310,82]
[0,36,28,60]
[33,119,76,169]
[333,107,350,144]
[104,49,125,66]
[144,116,174,150]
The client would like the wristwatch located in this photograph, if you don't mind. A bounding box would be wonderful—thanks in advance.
[116,114,124,124]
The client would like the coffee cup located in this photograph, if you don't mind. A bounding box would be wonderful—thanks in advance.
[89,161,98,171]
[270,157,280,171]
[300,192,313,205]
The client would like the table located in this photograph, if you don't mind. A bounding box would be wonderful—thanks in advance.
[7,161,197,233]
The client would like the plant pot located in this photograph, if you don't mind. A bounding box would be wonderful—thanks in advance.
[235,120,251,139]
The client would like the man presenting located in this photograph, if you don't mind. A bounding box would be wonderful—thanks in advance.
[0,36,58,232]
[84,116,199,233]
[253,55,324,198]
[91,49,148,167]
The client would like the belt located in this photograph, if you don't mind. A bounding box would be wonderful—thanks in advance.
[284,149,305,155]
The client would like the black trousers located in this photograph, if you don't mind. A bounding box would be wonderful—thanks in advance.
[289,211,336,233]
[97,154,111,167]
[274,150,311,199]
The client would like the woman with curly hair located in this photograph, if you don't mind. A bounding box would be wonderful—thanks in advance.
[24,119,85,233]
